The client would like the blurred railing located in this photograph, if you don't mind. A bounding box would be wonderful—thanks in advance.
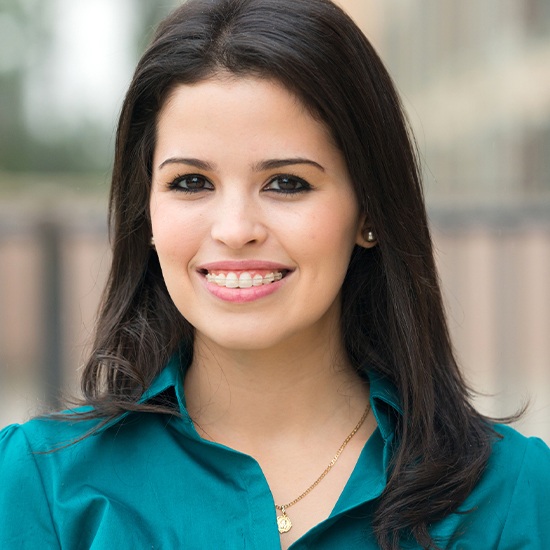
[1,196,549,442]
[0,195,109,424]
[430,200,550,443]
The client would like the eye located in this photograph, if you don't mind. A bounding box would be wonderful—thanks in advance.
[168,174,214,193]
[264,175,312,194]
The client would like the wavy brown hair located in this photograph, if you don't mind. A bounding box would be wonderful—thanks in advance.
[79,0,502,547]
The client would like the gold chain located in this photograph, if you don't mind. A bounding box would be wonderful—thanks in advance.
[275,404,371,534]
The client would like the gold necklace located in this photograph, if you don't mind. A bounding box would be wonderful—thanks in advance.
[275,405,371,534]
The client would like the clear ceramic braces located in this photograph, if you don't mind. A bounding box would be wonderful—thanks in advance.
[205,271,283,288]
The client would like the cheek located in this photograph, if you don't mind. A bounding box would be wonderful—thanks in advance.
[300,201,360,260]
[151,203,205,272]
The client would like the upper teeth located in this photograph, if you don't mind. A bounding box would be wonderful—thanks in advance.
[205,271,283,288]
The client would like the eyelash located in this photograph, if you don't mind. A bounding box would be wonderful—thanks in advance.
[166,173,313,195]
[166,174,213,193]
[264,174,312,194]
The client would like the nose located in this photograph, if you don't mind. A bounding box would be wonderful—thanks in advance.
[210,192,268,249]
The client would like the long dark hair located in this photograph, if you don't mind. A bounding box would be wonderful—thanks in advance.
[81,0,500,547]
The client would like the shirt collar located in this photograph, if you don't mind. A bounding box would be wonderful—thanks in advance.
[366,369,402,442]
[91,351,187,435]
[94,351,403,440]
[139,351,186,405]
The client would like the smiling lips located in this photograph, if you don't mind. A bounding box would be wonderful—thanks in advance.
[198,263,291,302]
[205,270,285,288]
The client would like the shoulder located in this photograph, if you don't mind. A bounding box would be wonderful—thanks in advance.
[0,405,173,460]
[431,424,550,548]
[491,423,550,502]
[0,410,103,454]
[0,411,126,497]
[478,423,550,508]
[0,422,32,471]
[0,408,175,476]
[459,424,549,547]
[489,425,550,547]
[0,412,166,547]
[489,423,550,481]
[0,415,100,493]
[0,422,65,546]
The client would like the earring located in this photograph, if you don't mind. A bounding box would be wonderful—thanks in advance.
[366,231,376,243]
[150,236,155,247]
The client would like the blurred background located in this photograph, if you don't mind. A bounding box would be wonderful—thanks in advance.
[1,0,549,442]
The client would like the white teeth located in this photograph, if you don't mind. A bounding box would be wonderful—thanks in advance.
[225,272,239,288]
[205,270,285,288]
[238,272,253,288]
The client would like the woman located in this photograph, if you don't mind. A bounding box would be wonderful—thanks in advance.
[1,0,549,548]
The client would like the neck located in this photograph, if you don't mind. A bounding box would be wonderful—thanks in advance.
[184,331,370,449]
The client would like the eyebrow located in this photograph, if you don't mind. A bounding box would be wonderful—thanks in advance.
[253,158,325,172]
[158,157,214,171]
[157,157,325,172]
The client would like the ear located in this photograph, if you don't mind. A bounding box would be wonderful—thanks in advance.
[355,218,378,249]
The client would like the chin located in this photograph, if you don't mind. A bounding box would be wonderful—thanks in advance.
[196,328,287,352]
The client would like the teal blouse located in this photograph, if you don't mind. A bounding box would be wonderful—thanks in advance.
[1,354,549,549]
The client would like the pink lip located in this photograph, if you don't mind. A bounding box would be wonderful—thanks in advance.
[196,260,293,303]
[198,260,292,272]
[204,280,285,303]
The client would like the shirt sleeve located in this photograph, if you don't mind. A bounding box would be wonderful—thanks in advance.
[498,436,550,549]
[0,424,61,549]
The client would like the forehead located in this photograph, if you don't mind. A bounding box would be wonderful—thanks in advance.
[153,76,339,161]
[159,75,308,122]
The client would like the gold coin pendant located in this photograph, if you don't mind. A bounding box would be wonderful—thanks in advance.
[277,514,292,534]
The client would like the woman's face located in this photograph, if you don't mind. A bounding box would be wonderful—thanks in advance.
[150,76,371,352]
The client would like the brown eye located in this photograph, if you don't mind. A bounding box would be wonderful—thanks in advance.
[264,175,311,194]
[169,174,214,192]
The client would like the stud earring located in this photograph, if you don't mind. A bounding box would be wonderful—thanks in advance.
[150,236,155,247]
[366,231,376,243]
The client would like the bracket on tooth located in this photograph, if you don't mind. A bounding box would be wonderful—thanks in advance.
[205,271,283,288]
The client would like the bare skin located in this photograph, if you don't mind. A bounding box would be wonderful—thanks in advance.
[150,76,377,547]
[185,332,376,548]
